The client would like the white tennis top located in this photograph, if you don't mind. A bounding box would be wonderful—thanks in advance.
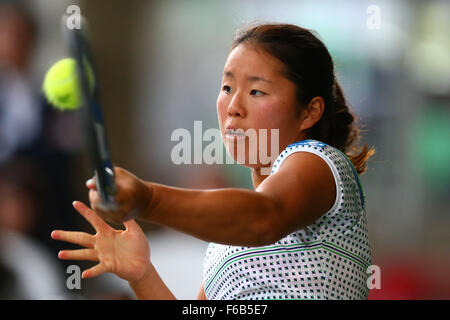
[202,139,372,300]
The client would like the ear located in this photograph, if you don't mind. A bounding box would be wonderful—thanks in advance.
[299,96,325,132]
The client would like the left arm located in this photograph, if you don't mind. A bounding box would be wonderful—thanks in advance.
[141,152,336,245]
[255,152,336,238]
[88,152,336,247]
[141,184,281,247]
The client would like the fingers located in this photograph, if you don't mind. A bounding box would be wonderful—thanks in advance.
[88,188,101,208]
[72,201,109,232]
[58,249,98,261]
[82,263,107,279]
[113,166,124,175]
[51,230,95,248]
[86,167,123,190]
[123,218,140,231]
[86,176,97,190]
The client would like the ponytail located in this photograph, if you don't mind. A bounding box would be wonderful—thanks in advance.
[328,80,375,175]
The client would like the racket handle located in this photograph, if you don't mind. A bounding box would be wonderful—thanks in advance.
[95,167,118,211]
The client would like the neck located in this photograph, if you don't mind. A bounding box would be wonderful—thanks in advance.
[250,133,309,189]
[250,166,271,190]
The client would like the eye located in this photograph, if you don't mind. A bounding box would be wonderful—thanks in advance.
[250,89,265,96]
[222,85,232,94]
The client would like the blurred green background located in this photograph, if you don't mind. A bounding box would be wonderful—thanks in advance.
[0,0,448,299]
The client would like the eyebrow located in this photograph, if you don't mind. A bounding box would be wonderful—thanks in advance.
[224,71,272,83]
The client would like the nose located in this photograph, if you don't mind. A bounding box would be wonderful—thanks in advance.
[227,92,247,118]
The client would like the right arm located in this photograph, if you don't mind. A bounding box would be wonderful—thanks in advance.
[129,266,206,300]
[128,263,176,300]
[196,283,207,300]
[51,201,189,300]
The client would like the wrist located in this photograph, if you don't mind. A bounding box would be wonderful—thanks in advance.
[128,261,177,300]
[129,262,154,287]
[139,182,158,221]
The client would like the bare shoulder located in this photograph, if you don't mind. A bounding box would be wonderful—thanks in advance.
[274,151,335,184]
[257,151,337,236]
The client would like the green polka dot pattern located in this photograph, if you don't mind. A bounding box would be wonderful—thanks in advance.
[202,140,372,300]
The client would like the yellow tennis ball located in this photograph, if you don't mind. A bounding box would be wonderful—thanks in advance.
[42,58,94,111]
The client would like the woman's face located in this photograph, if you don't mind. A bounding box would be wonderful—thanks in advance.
[217,43,304,171]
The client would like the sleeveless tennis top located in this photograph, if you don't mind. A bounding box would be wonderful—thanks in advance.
[202,139,372,300]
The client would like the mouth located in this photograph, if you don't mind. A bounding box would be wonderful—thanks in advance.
[224,127,246,141]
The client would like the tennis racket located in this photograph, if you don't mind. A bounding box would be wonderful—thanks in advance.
[62,15,118,212]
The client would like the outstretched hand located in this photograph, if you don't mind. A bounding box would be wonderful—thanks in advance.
[51,201,151,283]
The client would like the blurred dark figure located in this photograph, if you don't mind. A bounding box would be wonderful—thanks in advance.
[0,260,19,299]
[0,157,69,299]
[0,1,41,162]
[0,0,86,243]
[0,1,35,72]
[0,157,133,299]
[0,157,51,235]
[0,1,89,299]
[0,2,138,299]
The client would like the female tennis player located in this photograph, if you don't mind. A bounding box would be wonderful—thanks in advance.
[51,23,375,300]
